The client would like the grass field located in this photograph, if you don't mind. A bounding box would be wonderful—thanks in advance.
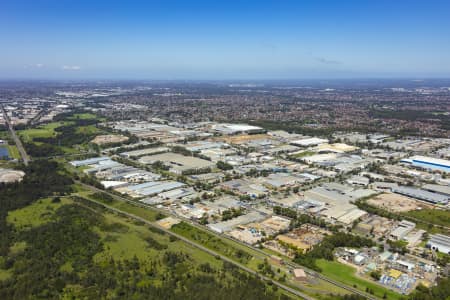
[70,113,107,123]
[71,113,99,120]
[76,125,103,135]
[1,185,297,299]
[72,186,357,299]
[171,221,265,267]
[76,190,161,222]
[404,209,450,228]
[316,259,402,300]
[18,121,68,141]
[7,197,73,230]
[0,268,12,281]
[10,241,27,255]
[6,145,20,159]
[5,194,222,273]
[93,211,223,269]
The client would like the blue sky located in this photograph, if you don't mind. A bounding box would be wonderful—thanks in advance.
[1,0,450,79]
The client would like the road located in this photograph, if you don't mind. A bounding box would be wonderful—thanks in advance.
[71,193,315,300]
[1,105,30,165]
[75,181,377,300]
[29,109,47,126]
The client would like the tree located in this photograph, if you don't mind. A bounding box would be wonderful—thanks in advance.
[217,161,233,171]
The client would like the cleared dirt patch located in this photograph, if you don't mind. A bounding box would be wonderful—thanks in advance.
[368,192,433,213]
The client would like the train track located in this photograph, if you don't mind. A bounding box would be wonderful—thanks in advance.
[75,180,378,300]
[1,105,30,165]
[71,192,315,300]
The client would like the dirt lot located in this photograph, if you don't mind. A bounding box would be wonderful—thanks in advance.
[91,134,129,145]
[367,192,433,213]
[215,134,272,144]
[0,168,25,183]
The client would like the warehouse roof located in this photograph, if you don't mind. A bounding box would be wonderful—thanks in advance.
[422,184,450,196]
[291,137,328,147]
[207,211,266,233]
[139,152,215,172]
[392,186,449,205]
[70,156,110,167]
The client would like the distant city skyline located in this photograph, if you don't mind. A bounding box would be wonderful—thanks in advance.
[1,0,450,79]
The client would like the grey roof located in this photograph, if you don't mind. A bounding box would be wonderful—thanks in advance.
[422,184,450,197]
[70,156,110,167]
[428,234,450,248]
[392,186,449,204]
[136,181,186,196]
[207,211,266,233]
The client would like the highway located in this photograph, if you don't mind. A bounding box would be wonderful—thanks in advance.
[71,192,315,300]
[1,105,30,165]
[75,180,377,300]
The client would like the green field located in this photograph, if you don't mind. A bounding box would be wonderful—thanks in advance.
[76,125,103,135]
[17,114,107,156]
[17,121,69,141]
[7,197,73,230]
[316,259,402,300]
[9,241,27,255]
[171,221,260,266]
[2,189,295,299]
[0,269,12,281]
[6,194,214,271]
[7,193,218,272]
[6,145,20,159]
[73,186,357,299]
[404,209,450,228]
[76,190,161,222]
[92,211,223,270]
[71,113,100,120]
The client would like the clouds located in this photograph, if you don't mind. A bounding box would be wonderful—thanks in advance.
[315,57,341,65]
[61,65,81,70]
[24,63,45,69]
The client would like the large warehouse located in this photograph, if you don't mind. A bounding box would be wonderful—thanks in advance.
[401,156,450,173]
[138,152,215,175]
[392,186,449,205]
[427,234,450,254]
[212,123,265,135]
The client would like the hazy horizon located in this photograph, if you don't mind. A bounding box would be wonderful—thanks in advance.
[1,0,450,79]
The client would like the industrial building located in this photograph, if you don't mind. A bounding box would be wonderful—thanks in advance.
[401,155,450,173]
[422,184,450,197]
[293,269,307,282]
[290,137,328,147]
[211,123,265,135]
[426,234,450,254]
[389,220,416,241]
[120,147,169,158]
[261,173,305,189]
[392,186,449,205]
[207,211,267,233]
[118,180,186,198]
[70,156,110,167]
[138,152,215,175]
[220,179,268,198]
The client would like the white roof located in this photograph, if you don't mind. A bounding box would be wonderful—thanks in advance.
[291,137,328,146]
[293,269,306,278]
[224,124,262,131]
[101,181,128,189]
[408,155,450,167]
